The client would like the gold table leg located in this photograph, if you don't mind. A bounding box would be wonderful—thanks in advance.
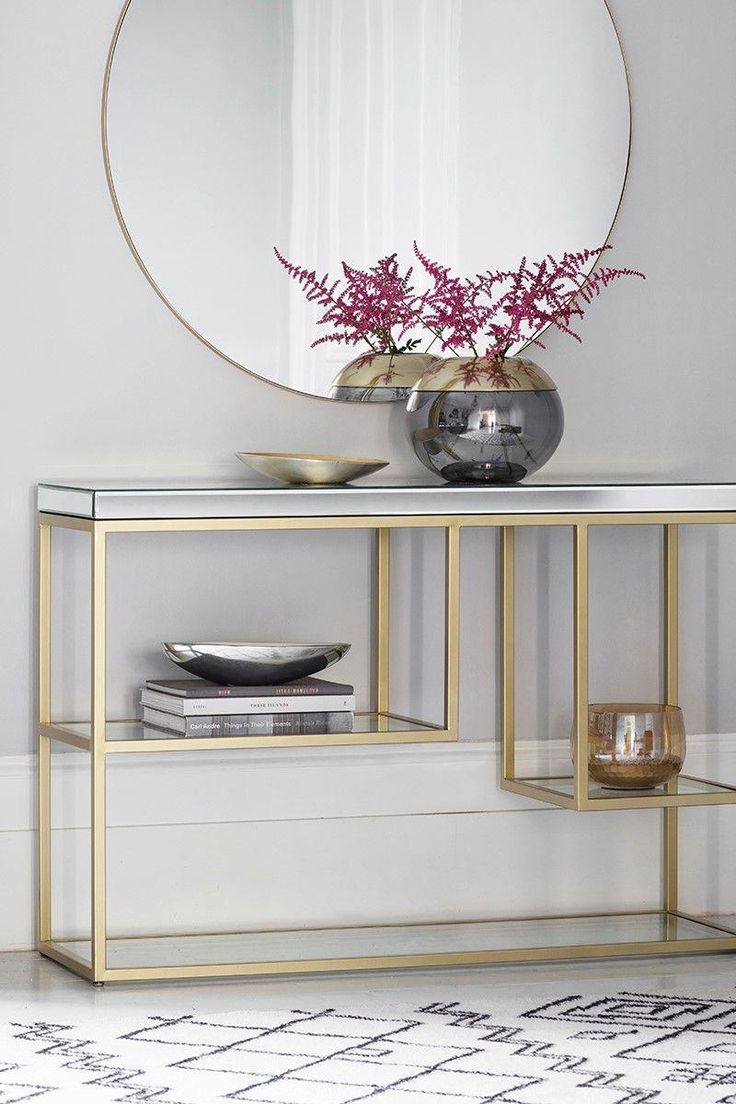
[573,524,590,809]
[91,526,108,983]
[664,524,679,927]
[375,528,390,726]
[501,527,515,781]
[444,525,461,739]
[37,521,52,945]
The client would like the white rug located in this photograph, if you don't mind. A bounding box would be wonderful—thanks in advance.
[4,990,736,1103]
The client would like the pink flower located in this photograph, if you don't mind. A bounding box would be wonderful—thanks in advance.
[414,242,645,359]
[274,248,423,354]
[274,243,644,360]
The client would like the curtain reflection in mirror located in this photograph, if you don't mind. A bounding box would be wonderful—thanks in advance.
[286,1,461,392]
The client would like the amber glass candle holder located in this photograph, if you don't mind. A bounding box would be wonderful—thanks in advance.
[578,703,686,790]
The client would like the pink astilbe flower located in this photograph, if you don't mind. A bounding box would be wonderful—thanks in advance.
[274,248,422,354]
[275,243,644,366]
[414,241,645,363]
[411,242,502,356]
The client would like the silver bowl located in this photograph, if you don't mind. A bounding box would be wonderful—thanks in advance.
[162,641,351,686]
[235,451,388,486]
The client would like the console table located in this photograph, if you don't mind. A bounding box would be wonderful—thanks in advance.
[37,478,736,984]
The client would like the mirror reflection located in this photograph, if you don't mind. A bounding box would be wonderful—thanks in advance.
[105,0,630,401]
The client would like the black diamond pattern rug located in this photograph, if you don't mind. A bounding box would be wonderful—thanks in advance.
[4,991,736,1102]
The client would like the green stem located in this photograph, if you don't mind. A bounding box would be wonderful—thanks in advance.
[405,304,460,358]
[374,326,398,355]
[425,326,460,357]
[455,288,480,357]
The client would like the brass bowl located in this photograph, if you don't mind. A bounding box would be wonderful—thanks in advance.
[583,703,686,790]
[235,451,388,486]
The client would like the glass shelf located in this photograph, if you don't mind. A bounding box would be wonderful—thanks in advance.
[45,912,736,979]
[43,714,451,753]
[504,773,736,809]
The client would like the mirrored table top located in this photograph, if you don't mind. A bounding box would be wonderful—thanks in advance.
[37,476,736,521]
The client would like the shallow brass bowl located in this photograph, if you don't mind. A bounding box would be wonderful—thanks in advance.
[235,451,388,486]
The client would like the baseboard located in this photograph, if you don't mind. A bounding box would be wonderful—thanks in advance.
[3,741,508,833]
[3,733,732,833]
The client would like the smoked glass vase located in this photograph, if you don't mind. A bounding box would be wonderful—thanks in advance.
[405,356,563,483]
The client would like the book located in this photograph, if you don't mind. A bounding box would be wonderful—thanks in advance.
[142,707,354,736]
[141,688,355,716]
[145,676,353,698]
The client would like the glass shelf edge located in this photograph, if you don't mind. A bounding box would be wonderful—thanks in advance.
[42,911,736,982]
[105,729,455,753]
[507,775,736,810]
[500,778,576,809]
[37,939,93,981]
[40,723,91,751]
[42,716,451,753]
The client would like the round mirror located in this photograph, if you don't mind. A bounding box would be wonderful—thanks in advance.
[104,0,630,402]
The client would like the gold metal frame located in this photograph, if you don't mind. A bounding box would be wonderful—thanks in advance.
[38,510,736,984]
[499,518,736,811]
[100,0,632,405]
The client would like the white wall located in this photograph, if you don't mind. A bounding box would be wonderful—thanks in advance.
[1,0,736,950]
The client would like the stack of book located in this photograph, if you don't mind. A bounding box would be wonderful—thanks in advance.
[140,676,355,738]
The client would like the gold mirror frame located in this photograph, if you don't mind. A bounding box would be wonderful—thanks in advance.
[101,0,631,406]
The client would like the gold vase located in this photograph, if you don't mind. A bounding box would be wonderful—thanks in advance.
[329,352,438,402]
[578,703,686,790]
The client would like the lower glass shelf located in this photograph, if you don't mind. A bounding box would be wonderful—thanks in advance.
[43,714,451,752]
[43,912,736,981]
[505,774,736,809]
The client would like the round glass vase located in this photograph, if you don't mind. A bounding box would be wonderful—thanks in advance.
[405,356,564,484]
[578,703,686,790]
[329,352,438,402]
